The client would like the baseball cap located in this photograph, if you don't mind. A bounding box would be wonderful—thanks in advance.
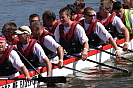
[15,26,31,35]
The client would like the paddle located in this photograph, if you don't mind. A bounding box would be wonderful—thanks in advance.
[0,76,66,83]
[68,54,132,74]
[52,63,90,74]
[117,45,133,53]
[90,45,133,62]
[14,48,67,83]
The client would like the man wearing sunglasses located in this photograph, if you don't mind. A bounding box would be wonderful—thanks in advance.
[79,7,121,58]
[29,14,40,26]
[112,1,133,32]
[97,2,129,52]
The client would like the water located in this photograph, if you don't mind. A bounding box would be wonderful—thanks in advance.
[38,53,133,88]
[52,53,133,88]
[2,0,133,88]
[0,0,120,29]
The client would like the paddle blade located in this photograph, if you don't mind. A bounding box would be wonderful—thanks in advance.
[34,76,66,83]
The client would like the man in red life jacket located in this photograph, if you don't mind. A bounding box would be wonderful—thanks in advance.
[2,22,19,45]
[74,0,86,14]
[15,26,52,77]
[66,4,84,22]
[79,7,121,58]
[29,14,47,39]
[0,37,31,80]
[30,21,64,69]
[42,11,61,34]
[97,2,129,51]
[54,7,89,61]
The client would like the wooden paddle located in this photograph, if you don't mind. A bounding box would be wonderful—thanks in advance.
[90,45,133,62]
[0,76,66,83]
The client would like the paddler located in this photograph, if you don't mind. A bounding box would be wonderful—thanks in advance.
[97,0,129,51]
[15,26,52,77]
[79,7,121,58]
[0,37,31,81]
[54,6,89,61]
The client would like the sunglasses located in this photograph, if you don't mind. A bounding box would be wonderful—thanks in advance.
[2,29,12,32]
[99,7,110,11]
[85,14,95,17]
[30,20,40,23]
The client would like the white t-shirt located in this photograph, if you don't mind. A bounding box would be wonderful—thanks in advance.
[22,42,47,63]
[43,35,60,53]
[0,50,24,78]
[84,20,112,42]
[54,24,88,45]
[42,35,61,63]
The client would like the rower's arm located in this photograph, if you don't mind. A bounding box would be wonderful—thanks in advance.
[57,46,64,69]
[43,57,52,77]
[109,37,119,50]
[20,66,32,81]
[121,26,129,42]
[121,26,129,51]
[109,37,121,58]
[81,41,89,61]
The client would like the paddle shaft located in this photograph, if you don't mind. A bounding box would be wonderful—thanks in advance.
[90,45,133,62]
[69,54,132,74]
[15,49,42,77]
[0,76,66,83]
[86,58,131,74]
[117,45,133,52]
[52,63,89,74]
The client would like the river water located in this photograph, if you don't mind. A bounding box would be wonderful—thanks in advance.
[0,0,121,29]
[1,0,133,88]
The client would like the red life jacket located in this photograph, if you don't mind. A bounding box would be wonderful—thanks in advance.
[79,18,97,35]
[6,36,19,45]
[0,45,14,64]
[38,30,57,59]
[86,19,98,36]
[48,19,61,34]
[0,45,18,76]
[79,19,101,47]
[98,13,118,38]
[17,39,37,57]
[74,14,84,21]
[39,30,53,44]
[100,13,116,26]
[59,21,82,54]
[12,36,19,45]
[59,21,79,41]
